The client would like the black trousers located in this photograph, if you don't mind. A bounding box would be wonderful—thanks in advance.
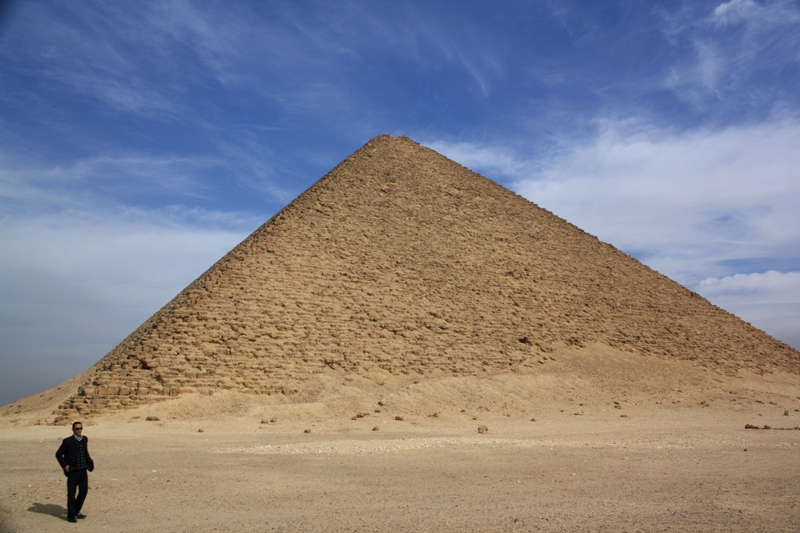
[66,469,88,518]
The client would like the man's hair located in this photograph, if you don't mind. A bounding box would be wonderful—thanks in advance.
[72,421,83,429]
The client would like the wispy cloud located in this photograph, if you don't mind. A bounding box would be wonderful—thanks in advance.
[661,0,800,109]
[0,152,233,216]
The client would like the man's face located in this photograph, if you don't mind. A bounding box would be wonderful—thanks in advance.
[73,424,83,436]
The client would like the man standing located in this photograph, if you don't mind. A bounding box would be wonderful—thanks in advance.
[55,421,94,523]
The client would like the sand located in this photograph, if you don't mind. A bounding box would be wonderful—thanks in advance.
[2,348,798,532]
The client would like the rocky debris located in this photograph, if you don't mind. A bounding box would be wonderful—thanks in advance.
[146,416,159,421]
[372,426,379,431]
[477,425,489,434]
[745,424,800,430]
[394,415,404,421]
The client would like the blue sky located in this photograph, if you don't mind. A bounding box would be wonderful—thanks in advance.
[1,0,799,405]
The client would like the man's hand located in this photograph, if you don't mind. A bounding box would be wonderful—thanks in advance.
[64,465,70,473]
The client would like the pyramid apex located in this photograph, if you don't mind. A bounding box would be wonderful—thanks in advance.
[361,134,420,149]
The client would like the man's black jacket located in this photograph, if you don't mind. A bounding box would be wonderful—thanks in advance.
[55,436,94,477]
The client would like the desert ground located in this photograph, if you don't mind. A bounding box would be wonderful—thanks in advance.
[2,347,798,532]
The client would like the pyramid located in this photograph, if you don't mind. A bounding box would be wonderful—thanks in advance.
[41,135,798,422]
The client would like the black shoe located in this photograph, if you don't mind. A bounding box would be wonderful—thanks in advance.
[76,513,87,519]
[68,516,77,523]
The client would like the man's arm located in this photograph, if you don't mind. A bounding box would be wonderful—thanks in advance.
[85,437,94,471]
[55,439,69,471]
[56,441,67,468]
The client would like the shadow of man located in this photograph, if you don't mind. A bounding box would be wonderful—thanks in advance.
[28,502,68,521]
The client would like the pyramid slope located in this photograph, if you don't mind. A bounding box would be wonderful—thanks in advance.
[22,135,798,421]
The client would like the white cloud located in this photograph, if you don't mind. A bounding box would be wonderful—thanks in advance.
[424,141,527,179]
[713,0,760,23]
[712,0,800,27]
[424,118,800,349]
[699,270,800,298]
[697,270,800,348]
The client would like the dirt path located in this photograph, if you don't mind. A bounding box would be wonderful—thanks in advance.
[2,405,798,532]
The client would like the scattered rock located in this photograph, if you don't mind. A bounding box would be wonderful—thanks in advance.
[303,428,311,433]
[784,410,789,416]
[372,426,379,431]
[378,399,387,406]
[270,418,277,423]
[530,417,536,422]
[394,415,404,421]
[261,419,269,424]
[197,429,204,433]
[477,425,489,434]
[146,416,160,421]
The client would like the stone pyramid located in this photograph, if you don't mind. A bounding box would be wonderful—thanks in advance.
[50,135,798,421]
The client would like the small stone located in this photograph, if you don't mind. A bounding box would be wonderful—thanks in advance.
[304,428,311,433]
[146,416,159,421]
[784,410,789,416]
[372,426,379,431]
[197,429,204,433]
[394,415,404,421]
[477,425,489,434]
